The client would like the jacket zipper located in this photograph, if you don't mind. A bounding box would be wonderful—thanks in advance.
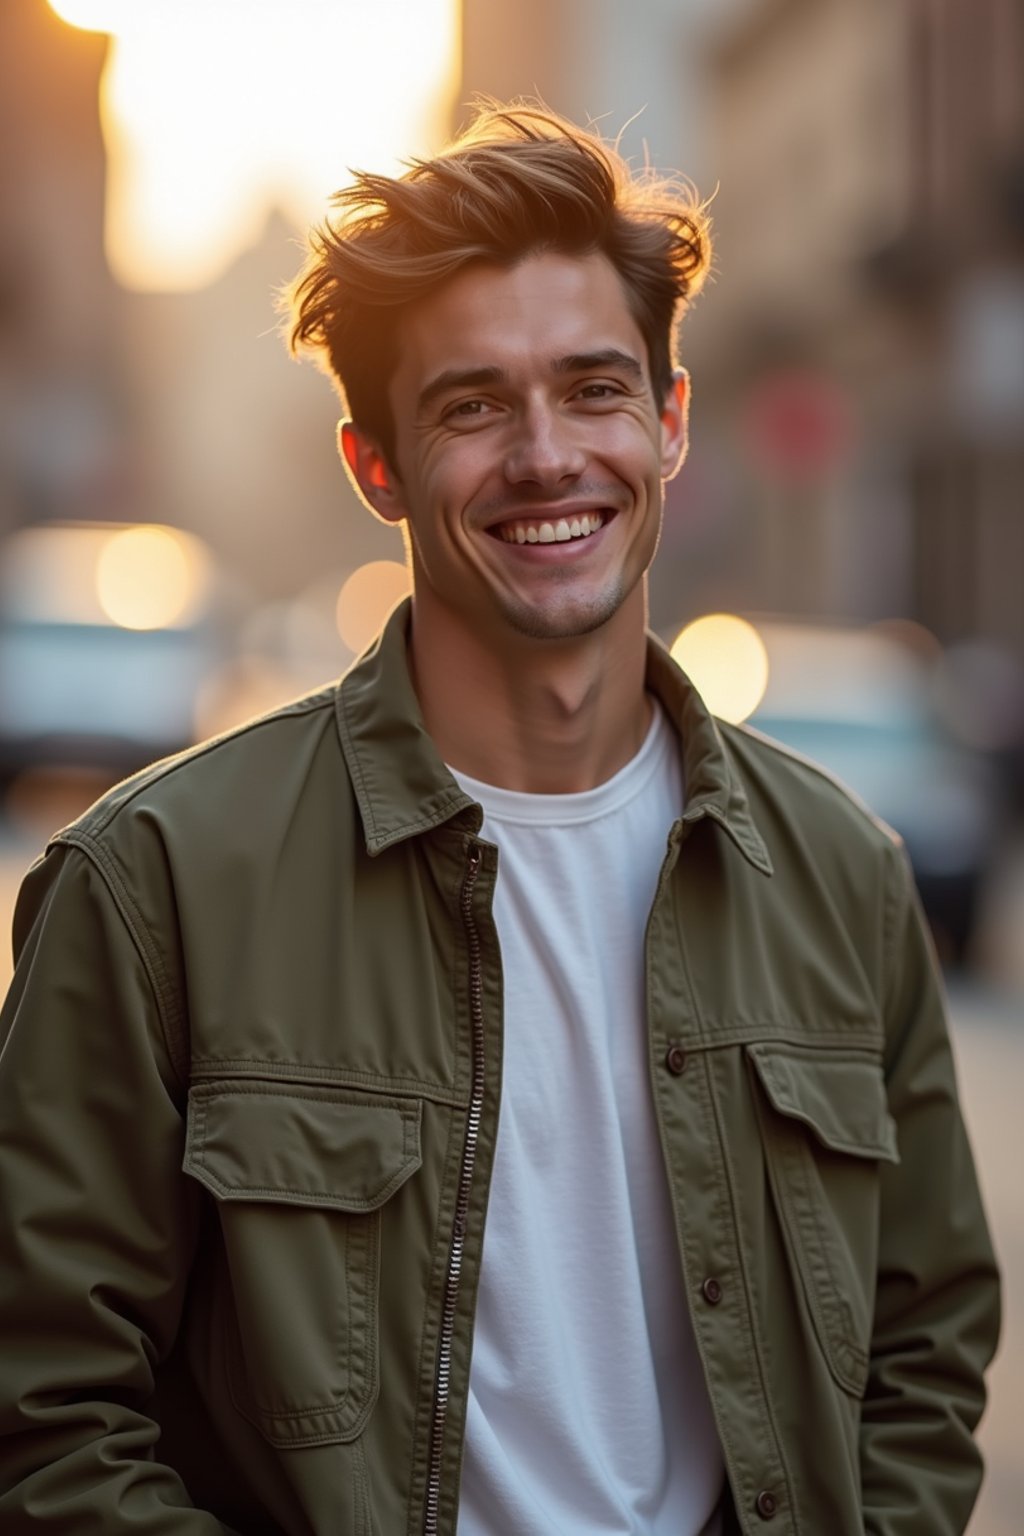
[423,844,485,1536]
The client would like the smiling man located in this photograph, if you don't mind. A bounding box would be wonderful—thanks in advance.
[0,104,1000,1536]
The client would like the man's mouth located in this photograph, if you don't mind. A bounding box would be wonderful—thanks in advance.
[493,511,606,545]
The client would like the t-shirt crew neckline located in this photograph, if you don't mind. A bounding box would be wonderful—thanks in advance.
[447,699,673,828]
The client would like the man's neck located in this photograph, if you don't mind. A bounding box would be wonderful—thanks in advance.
[407,594,652,795]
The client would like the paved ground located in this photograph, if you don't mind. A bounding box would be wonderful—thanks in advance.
[0,814,1021,1532]
[945,983,1024,1536]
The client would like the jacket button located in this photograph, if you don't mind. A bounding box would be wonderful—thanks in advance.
[702,1276,723,1305]
[755,1490,778,1520]
[665,1043,687,1075]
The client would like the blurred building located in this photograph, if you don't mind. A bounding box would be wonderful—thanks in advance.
[692,0,1024,654]
[0,0,128,537]
[459,0,732,177]
[120,212,400,606]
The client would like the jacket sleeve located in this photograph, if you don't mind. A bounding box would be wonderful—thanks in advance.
[860,839,1001,1535]
[0,843,243,1534]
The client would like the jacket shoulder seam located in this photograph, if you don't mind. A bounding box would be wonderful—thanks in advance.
[881,837,910,1067]
[79,688,338,838]
[55,827,189,1090]
[729,720,897,842]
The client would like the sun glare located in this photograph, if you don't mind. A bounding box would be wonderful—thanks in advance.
[47,0,460,291]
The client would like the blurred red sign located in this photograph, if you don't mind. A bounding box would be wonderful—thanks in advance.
[740,369,853,484]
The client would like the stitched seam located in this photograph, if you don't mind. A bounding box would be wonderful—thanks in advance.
[337,691,468,848]
[751,1043,883,1064]
[687,1056,745,1506]
[226,1215,380,1427]
[752,1072,868,1397]
[712,1057,801,1532]
[191,1084,420,1106]
[337,689,378,841]
[186,1089,420,1205]
[753,1053,894,1159]
[881,842,905,1072]
[342,1216,356,1408]
[780,1131,867,1391]
[354,1437,373,1536]
[55,830,188,1090]
[368,798,472,850]
[657,1020,885,1051]
[188,1059,468,1107]
[188,1176,409,1209]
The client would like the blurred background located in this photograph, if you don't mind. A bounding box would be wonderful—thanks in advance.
[0,1,1021,1528]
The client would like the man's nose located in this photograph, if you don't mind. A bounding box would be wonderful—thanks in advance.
[503,404,587,489]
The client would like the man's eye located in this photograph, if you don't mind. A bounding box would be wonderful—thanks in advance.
[576,383,619,401]
[447,399,492,419]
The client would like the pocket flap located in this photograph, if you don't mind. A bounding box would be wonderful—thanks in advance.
[184,1082,422,1210]
[748,1045,898,1162]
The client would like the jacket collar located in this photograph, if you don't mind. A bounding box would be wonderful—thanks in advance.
[336,599,772,875]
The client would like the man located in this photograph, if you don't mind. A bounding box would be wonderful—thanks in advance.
[0,104,1000,1535]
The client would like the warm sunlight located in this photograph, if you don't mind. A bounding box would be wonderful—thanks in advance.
[47,0,461,291]
[336,561,411,655]
[95,525,212,630]
[670,614,770,725]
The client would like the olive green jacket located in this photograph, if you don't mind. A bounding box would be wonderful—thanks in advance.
[0,602,1000,1535]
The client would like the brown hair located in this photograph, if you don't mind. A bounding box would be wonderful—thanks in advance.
[285,101,712,467]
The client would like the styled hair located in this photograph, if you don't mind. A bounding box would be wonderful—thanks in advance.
[285,101,712,466]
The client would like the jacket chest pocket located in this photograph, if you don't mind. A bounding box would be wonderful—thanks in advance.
[183,1081,421,1448]
[748,1043,899,1397]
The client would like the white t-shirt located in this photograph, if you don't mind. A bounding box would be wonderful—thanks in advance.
[450,703,725,1536]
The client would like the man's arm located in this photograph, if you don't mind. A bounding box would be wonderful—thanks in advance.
[0,844,241,1533]
[860,840,1001,1535]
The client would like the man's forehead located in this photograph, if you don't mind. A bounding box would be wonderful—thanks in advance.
[391,251,650,395]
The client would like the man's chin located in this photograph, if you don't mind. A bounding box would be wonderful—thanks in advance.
[496,587,627,643]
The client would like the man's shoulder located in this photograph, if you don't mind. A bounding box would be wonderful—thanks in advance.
[56,681,346,862]
[721,715,901,862]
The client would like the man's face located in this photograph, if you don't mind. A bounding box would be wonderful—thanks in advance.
[343,250,688,649]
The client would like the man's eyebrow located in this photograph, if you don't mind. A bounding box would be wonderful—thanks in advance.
[416,366,506,415]
[552,349,645,379]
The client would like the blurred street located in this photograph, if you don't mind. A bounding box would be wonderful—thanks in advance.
[1,809,1021,1536]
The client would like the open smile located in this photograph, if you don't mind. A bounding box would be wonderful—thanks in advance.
[489,510,610,545]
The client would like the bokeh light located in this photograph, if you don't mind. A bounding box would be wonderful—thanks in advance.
[336,561,410,655]
[670,614,770,724]
[95,525,210,630]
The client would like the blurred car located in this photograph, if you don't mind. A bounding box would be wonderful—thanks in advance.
[0,521,227,786]
[745,621,1003,965]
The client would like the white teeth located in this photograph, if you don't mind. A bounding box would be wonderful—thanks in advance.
[497,511,606,544]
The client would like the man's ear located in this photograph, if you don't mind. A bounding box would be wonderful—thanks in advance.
[338,421,407,524]
[659,370,690,482]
